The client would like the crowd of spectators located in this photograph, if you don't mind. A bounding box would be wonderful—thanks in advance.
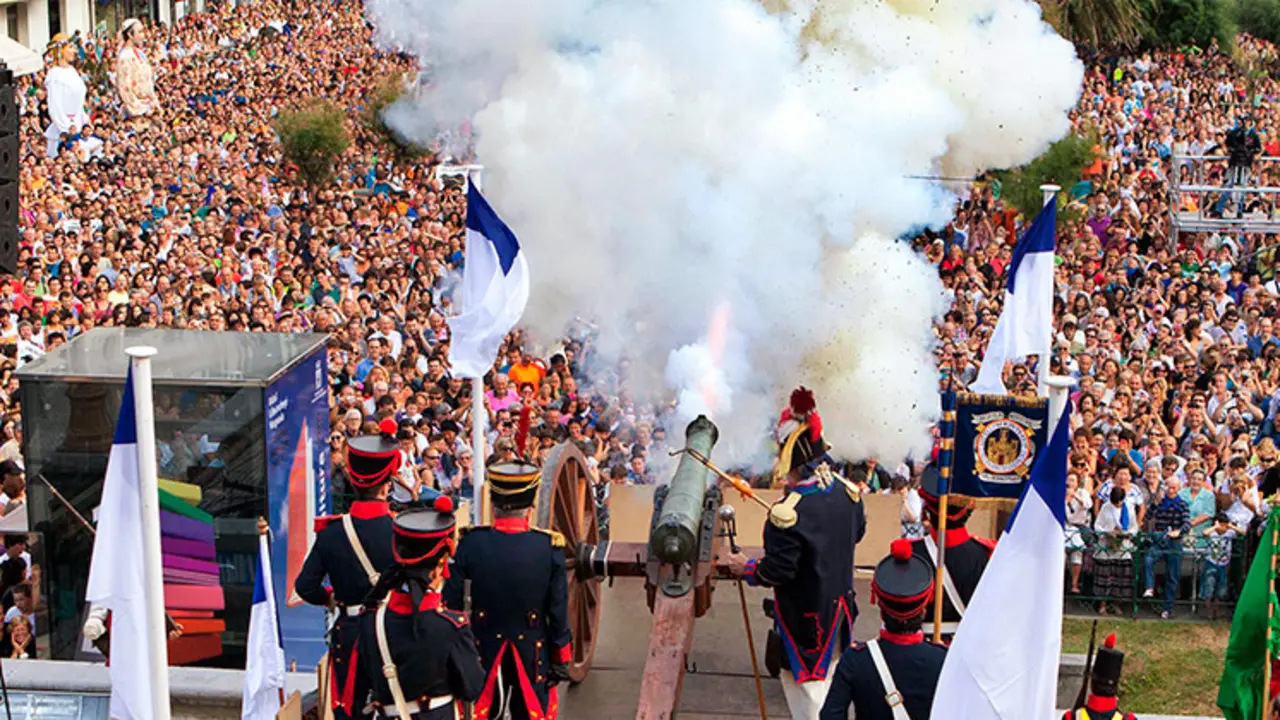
[924,36,1280,617]
[5,0,1280,624]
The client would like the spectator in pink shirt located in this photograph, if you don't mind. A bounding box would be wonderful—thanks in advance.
[486,373,521,413]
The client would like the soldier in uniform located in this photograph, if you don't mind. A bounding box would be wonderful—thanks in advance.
[1063,633,1137,720]
[727,387,867,720]
[820,538,947,720]
[359,499,486,719]
[296,418,400,720]
[444,462,572,720]
[911,465,995,643]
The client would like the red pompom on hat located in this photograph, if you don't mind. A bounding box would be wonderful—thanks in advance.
[1103,633,1116,650]
[379,417,398,437]
[789,387,816,416]
[780,386,823,443]
[870,539,933,619]
[433,495,454,514]
[890,538,913,562]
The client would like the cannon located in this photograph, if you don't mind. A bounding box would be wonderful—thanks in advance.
[530,415,760,718]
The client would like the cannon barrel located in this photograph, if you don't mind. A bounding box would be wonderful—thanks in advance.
[650,415,719,566]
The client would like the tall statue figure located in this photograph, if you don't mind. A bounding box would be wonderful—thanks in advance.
[44,35,89,159]
[114,19,158,119]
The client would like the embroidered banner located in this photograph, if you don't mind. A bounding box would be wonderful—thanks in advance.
[941,392,1049,499]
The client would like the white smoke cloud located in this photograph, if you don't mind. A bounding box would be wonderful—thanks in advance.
[665,343,732,429]
[367,0,1083,465]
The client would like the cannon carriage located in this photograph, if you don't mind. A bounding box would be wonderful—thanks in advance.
[521,415,755,717]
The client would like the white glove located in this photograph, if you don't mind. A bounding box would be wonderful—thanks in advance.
[83,605,109,640]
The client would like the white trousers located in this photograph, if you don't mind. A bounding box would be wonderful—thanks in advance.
[780,658,837,720]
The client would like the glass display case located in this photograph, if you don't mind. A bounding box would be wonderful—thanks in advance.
[18,328,330,668]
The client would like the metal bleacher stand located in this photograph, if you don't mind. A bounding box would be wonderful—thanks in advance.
[1170,154,1280,239]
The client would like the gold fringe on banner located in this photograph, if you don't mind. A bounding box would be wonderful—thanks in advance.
[955,392,1049,411]
[971,497,1019,512]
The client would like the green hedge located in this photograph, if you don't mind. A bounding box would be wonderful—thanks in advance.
[275,100,351,190]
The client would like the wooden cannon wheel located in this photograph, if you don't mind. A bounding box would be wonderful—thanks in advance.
[534,442,603,684]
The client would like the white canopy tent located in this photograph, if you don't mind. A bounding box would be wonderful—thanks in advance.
[0,36,43,77]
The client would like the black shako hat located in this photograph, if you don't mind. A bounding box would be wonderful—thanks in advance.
[488,462,541,509]
[346,417,402,489]
[392,498,458,567]
[1091,633,1124,698]
[919,464,976,525]
[871,539,935,621]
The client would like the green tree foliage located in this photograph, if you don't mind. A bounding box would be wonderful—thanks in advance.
[1040,0,1148,50]
[993,134,1097,220]
[1140,0,1236,50]
[363,75,429,161]
[274,101,351,189]
[1237,0,1280,47]
[1038,0,1234,51]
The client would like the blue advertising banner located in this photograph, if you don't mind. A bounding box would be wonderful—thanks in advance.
[265,347,331,670]
[943,392,1049,499]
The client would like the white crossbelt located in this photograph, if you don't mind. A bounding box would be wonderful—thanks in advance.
[343,514,381,585]
[922,536,967,617]
[375,600,415,719]
[921,621,960,636]
[866,640,912,720]
[378,695,456,717]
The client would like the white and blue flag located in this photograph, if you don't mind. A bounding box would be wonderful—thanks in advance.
[242,531,286,720]
[972,199,1057,394]
[86,368,167,720]
[447,184,530,378]
[930,401,1070,720]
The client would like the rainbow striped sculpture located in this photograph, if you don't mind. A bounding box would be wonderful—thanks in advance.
[158,480,226,664]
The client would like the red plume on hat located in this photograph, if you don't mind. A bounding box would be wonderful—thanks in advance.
[779,386,822,442]
[890,538,913,562]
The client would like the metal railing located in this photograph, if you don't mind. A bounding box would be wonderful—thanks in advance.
[1169,155,1280,237]
[1064,527,1247,618]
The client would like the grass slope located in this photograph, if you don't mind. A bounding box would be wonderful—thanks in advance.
[1062,619,1230,716]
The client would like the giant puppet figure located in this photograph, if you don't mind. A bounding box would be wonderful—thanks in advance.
[728,387,867,719]
[44,34,90,159]
[115,19,158,118]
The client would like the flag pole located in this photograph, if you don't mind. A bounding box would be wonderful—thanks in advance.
[1264,508,1279,720]
[1045,376,1076,439]
[258,517,286,709]
[467,167,488,526]
[932,494,949,644]
[126,346,173,720]
[933,396,956,646]
[1035,184,1060,398]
